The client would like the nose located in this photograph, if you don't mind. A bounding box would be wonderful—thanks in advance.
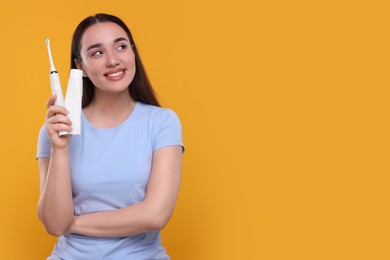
[105,51,119,67]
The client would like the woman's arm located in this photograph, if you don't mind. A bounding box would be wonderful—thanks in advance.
[67,145,183,237]
[37,96,74,236]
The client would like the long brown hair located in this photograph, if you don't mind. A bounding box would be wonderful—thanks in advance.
[70,13,160,107]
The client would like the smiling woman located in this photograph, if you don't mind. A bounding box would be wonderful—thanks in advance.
[75,23,136,96]
[71,14,160,109]
[36,13,184,259]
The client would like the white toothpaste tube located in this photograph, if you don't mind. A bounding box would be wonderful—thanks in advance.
[64,69,83,135]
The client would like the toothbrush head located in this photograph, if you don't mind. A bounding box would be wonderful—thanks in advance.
[45,37,56,72]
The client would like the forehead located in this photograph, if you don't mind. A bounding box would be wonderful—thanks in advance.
[80,22,129,48]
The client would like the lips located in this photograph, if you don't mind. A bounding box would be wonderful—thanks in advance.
[104,69,126,79]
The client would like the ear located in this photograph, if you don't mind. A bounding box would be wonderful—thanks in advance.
[74,58,88,77]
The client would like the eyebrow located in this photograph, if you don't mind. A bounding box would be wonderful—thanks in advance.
[86,37,129,52]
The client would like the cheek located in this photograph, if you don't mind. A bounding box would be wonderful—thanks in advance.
[129,59,136,78]
[126,55,136,73]
[132,54,137,68]
[82,64,104,87]
[129,54,136,66]
[83,62,101,78]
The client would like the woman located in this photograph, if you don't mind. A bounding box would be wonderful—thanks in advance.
[36,13,184,259]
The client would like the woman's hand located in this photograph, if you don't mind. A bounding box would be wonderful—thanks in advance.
[45,95,73,150]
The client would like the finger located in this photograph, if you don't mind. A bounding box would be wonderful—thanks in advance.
[47,123,73,134]
[46,105,69,119]
[46,95,57,109]
[48,114,73,126]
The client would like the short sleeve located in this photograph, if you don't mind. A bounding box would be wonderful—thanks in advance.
[36,124,51,159]
[152,109,185,153]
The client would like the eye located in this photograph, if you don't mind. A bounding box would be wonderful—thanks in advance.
[91,50,103,57]
[117,44,128,51]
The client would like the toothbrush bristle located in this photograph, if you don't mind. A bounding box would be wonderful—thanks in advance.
[45,37,55,71]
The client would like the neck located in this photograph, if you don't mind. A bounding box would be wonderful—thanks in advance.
[93,87,135,110]
[83,88,136,128]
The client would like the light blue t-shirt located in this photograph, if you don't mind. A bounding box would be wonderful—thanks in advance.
[37,102,184,260]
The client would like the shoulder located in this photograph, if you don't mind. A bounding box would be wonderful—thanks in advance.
[136,103,184,152]
[137,102,181,123]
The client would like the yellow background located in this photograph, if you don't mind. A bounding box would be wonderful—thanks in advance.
[0,0,389,259]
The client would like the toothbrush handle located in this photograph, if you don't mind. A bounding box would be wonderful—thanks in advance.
[49,72,69,136]
[50,72,65,106]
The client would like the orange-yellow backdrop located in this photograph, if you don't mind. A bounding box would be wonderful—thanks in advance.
[0,0,389,259]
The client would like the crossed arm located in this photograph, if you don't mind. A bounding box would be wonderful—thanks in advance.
[38,145,182,237]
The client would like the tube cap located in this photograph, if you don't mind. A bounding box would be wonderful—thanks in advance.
[69,69,83,78]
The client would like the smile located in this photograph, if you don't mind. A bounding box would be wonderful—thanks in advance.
[105,70,124,78]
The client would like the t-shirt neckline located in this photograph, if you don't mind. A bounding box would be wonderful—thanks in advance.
[81,101,138,132]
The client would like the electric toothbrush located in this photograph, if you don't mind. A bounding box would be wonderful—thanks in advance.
[45,38,68,136]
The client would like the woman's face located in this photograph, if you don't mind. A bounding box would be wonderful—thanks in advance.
[77,22,136,94]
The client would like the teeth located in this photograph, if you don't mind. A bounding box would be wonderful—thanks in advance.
[107,71,123,77]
